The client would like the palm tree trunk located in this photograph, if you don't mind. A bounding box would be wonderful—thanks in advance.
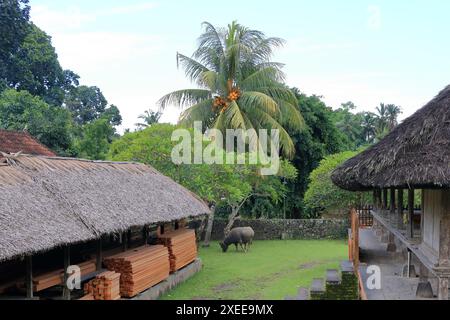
[202,205,215,248]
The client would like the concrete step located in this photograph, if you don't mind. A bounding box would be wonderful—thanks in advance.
[326,269,341,284]
[297,287,310,300]
[341,260,354,273]
[311,278,325,294]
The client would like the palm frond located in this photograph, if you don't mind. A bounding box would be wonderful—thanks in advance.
[158,89,212,110]
[224,101,247,129]
[177,53,210,83]
[246,108,295,158]
[276,99,306,131]
[240,67,285,91]
[178,99,215,127]
[239,91,279,116]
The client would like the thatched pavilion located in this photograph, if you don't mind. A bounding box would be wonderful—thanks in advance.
[0,153,210,299]
[332,85,450,300]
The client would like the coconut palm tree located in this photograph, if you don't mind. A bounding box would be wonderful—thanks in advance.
[385,104,402,130]
[158,21,304,158]
[361,112,377,143]
[135,109,162,130]
[375,103,389,136]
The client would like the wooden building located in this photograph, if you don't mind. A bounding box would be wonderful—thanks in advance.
[332,85,450,300]
[0,153,210,299]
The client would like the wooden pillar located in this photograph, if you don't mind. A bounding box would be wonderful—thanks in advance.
[96,239,103,271]
[438,277,449,300]
[382,189,388,210]
[122,231,128,252]
[397,189,404,226]
[408,189,415,238]
[142,226,148,245]
[373,190,378,209]
[387,232,397,252]
[397,189,404,215]
[416,263,433,298]
[62,246,71,300]
[390,188,396,214]
[439,191,450,266]
[25,256,33,299]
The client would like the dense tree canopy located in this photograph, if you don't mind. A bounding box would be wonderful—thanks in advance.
[0,0,30,88]
[65,85,116,125]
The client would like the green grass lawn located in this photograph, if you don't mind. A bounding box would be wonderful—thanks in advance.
[161,240,347,300]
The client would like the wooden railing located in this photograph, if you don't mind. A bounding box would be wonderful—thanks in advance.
[348,208,367,300]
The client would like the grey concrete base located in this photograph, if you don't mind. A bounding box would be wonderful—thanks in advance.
[416,282,434,299]
[133,259,203,300]
[402,265,417,278]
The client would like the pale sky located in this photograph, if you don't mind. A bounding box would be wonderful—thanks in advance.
[30,0,450,131]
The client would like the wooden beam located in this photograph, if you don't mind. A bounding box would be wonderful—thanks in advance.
[142,226,148,245]
[62,246,71,300]
[96,239,103,271]
[390,188,396,214]
[397,189,404,215]
[122,232,128,252]
[25,256,33,299]
[408,189,414,238]
[382,189,388,210]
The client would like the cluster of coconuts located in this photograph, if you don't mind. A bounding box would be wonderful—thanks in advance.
[212,88,242,113]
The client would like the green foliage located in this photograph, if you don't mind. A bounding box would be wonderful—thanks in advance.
[304,151,370,217]
[159,21,304,158]
[0,89,73,154]
[109,124,297,216]
[74,117,116,160]
[281,90,347,218]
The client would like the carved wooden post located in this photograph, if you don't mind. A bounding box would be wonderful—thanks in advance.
[390,188,396,214]
[416,263,433,298]
[122,231,128,252]
[408,189,415,239]
[437,191,450,300]
[96,239,103,271]
[25,256,33,299]
[62,246,71,300]
[382,189,388,210]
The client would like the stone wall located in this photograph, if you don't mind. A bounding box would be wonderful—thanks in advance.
[203,219,349,241]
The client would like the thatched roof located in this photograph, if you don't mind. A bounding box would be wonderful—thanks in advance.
[0,130,56,157]
[0,154,210,262]
[332,85,450,191]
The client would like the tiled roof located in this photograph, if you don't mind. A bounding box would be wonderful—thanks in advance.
[0,130,56,157]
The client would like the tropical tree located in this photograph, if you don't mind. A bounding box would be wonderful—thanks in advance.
[361,112,377,143]
[375,103,389,136]
[135,109,162,129]
[385,104,402,130]
[158,21,304,158]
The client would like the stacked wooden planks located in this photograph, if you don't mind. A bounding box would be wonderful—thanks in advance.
[103,245,170,298]
[158,228,197,273]
[83,271,121,300]
[32,260,96,292]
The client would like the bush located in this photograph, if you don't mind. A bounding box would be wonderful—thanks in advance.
[304,151,370,218]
